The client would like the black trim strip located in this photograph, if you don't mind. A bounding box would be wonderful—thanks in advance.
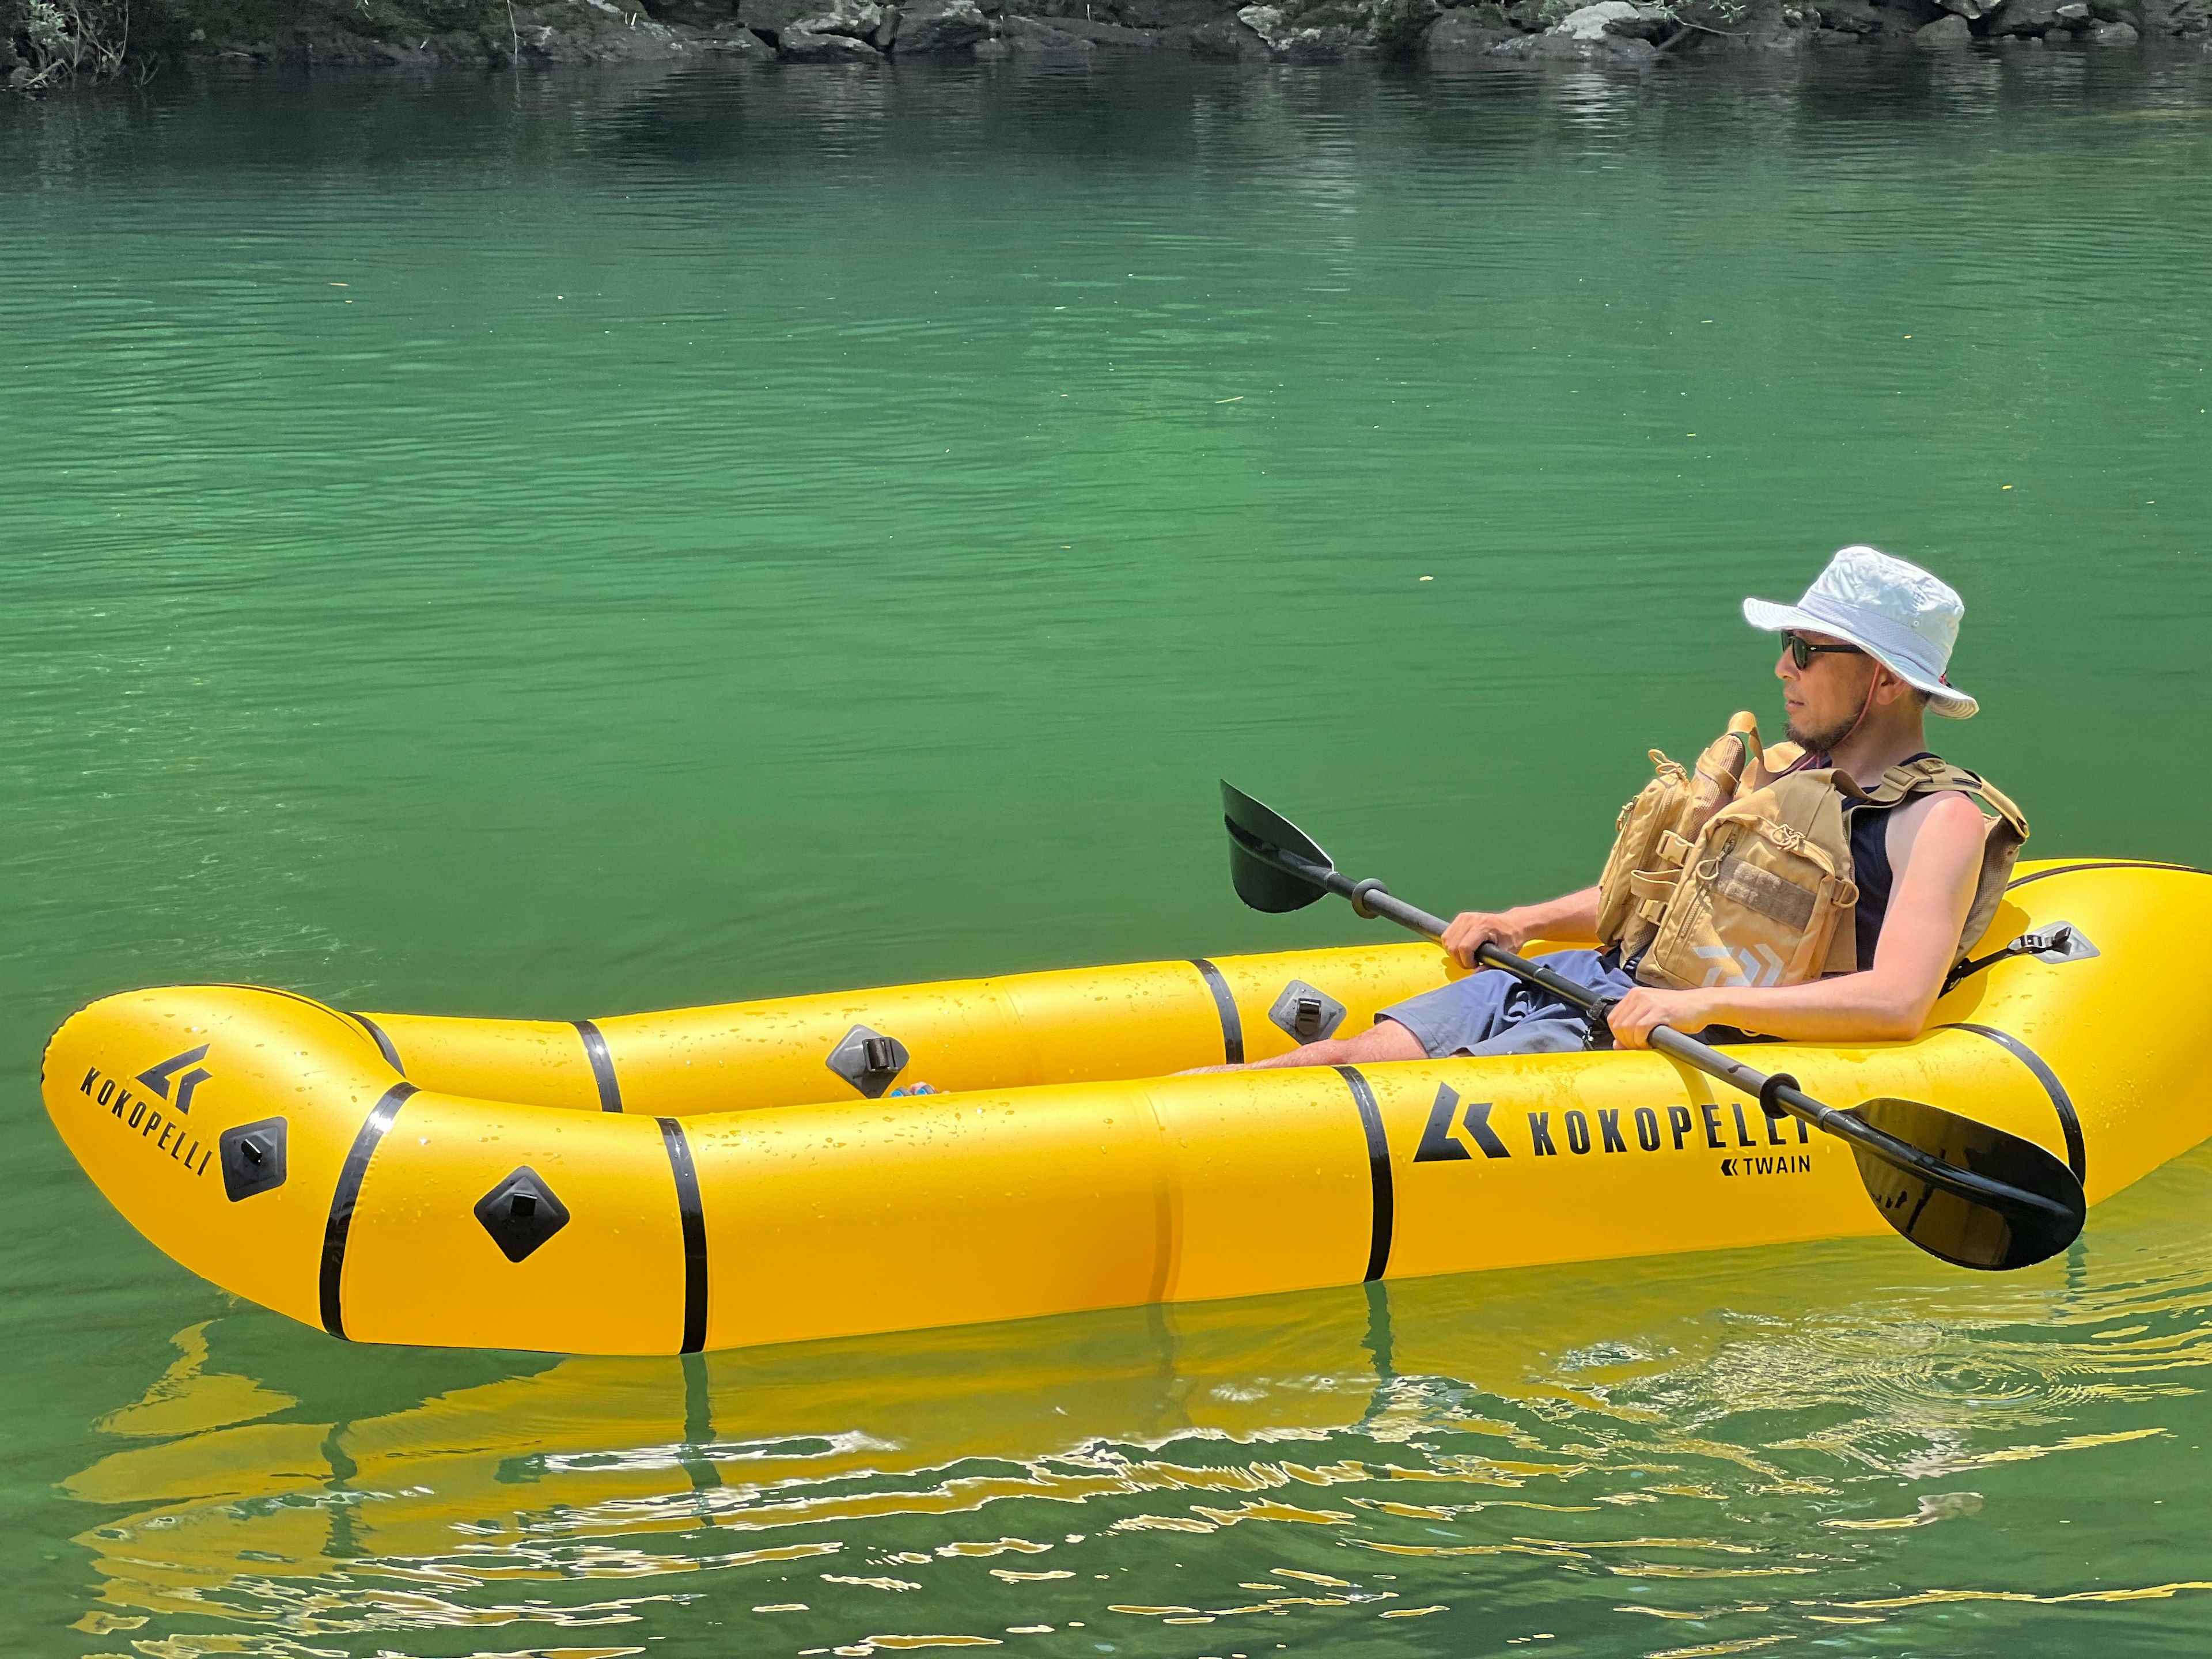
[1938,1022,2085,1183]
[1335,1065,1393,1283]
[658,1116,709,1353]
[574,1020,623,1113]
[349,1014,405,1076]
[1190,959,1244,1065]
[2007,860,2206,892]
[184,984,380,1050]
[319,1082,418,1340]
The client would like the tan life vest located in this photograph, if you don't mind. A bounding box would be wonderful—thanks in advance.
[1595,713,2030,994]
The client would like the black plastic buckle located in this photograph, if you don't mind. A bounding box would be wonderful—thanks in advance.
[1583,998,1617,1051]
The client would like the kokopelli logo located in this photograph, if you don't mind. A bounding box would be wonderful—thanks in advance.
[1695,944,1787,988]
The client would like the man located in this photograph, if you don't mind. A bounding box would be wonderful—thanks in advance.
[1212,545,2024,1066]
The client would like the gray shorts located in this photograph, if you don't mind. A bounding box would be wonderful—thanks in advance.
[1378,948,1635,1059]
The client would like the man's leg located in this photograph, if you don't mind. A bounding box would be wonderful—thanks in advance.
[1181,1017,1426,1075]
[1378,948,1628,1060]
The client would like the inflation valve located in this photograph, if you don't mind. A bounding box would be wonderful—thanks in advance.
[1268,980,1347,1044]
[218,1116,289,1202]
[827,1024,910,1098]
[474,1166,572,1263]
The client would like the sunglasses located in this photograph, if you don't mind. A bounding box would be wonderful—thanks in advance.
[1781,631,1867,671]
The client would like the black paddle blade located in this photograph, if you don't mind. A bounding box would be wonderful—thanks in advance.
[1847,1096,2086,1271]
[1221,781,1334,914]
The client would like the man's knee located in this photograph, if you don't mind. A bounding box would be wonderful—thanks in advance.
[1340,1018,1427,1063]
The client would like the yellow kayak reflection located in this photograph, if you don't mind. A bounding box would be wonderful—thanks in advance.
[66,1160,2212,1635]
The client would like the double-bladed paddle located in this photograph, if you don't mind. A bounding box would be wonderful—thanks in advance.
[1219,781,2086,1272]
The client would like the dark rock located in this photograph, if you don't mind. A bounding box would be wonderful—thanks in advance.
[779,21,885,51]
[873,3,900,41]
[1815,0,1882,30]
[1914,10,1971,38]
[892,0,990,47]
[1367,0,1446,44]
[1051,0,1219,26]
[738,0,817,33]
[649,0,737,24]
[1424,9,1513,47]
[1873,0,1946,33]
[1983,0,2058,33]
[1188,12,1271,50]
[2141,0,2210,32]
[995,12,1100,46]
[1743,3,1813,45]
[1041,14,1160,40]
[1938,0,1995,18]
[2087,14,2136,35]
[704,22,779,46]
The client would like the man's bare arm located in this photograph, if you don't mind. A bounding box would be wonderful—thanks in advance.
[1441,885,1601,968]
[1606,793,1986,1048]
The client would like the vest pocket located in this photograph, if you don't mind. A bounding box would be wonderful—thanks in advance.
[1712,854,1816,933]
[1595,763,1683,950]
[1638,820,1852,993]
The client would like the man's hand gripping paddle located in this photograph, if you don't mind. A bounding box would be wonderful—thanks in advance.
[1219,781,2086,1272]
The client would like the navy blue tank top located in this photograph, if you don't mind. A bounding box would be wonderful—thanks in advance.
[1845,752,1938,971]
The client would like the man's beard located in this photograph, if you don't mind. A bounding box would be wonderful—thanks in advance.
[1785,709,1858,756]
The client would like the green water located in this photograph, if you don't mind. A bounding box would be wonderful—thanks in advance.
[6,51,2212,1657]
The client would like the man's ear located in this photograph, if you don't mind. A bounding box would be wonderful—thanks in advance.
[1871,665,1914,707]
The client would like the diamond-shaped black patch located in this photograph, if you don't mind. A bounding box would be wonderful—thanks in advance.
[825,1024,909,1099]
[1268,979,1346,1044]
[473,1166,571,1263]
[219,1116,288,1202]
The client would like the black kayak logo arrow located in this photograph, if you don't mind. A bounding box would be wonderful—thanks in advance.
[137,1044,213,1115]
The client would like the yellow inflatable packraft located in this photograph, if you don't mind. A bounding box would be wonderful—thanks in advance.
[40,859,2211,1356]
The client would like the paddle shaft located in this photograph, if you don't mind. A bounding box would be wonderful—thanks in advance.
[1278,851,2075,1226]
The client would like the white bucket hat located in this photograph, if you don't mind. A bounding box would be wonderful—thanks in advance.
[1743,545,1978,719]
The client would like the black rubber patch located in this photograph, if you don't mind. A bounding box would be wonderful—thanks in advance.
[1937,1022,2085,1183]
[474,1166,573,1263]
[574,1019,623,1113]
[659,1117,709,1353]
[1335,1065,1393,1283]
[826,1025,908,1099]
[1190,959,1245,1065]
[319,1082,418,1340]
[219,1116,289,1202]
[1269,979,1346,1044]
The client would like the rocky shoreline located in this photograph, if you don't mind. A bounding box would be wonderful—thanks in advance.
[5,0,2206,89]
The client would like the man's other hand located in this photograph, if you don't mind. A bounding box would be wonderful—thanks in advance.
[1441,910,1527,969]
[1605,987,1717,1050]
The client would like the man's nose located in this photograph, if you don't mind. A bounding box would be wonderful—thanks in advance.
[1775,648,1797,681]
